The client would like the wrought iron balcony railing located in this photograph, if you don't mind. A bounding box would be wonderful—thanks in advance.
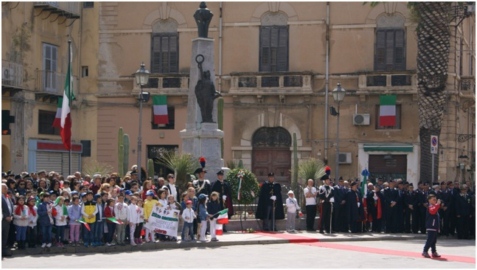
[2,60,24,89]
[34,2,80,18]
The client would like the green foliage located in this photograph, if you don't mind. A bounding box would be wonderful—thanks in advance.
[298,158,326,183]
[147,159,155,179]
[155,151,199,190]
[83,160,114,176]
[226,160,237,170]
[226,168,260,205]
[238,160,244,168]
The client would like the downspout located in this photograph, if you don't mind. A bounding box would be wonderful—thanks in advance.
[218,2,223,93]
[324,2,330,163]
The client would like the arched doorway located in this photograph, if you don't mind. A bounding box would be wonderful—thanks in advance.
[252,127,291,185]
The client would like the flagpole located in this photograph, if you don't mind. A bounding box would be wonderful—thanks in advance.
[68,39,72,175]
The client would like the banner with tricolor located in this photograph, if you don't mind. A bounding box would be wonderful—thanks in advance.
[379,95,396,126]
[107,217,124,224]
[152,95,169,125]
[216,209,229,225]
[78,218,91,231]
[216,223,224,235]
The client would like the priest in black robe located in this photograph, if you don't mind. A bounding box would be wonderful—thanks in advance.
[255,173,284,231]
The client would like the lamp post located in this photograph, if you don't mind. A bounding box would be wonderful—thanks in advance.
[332,83,346,181]
[134,62,150,184]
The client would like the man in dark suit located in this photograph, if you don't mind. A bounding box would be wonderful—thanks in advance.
[255,172,284,231]
[2,183,13,258]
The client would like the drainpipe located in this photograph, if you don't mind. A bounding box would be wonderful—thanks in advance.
[218,2,223,93]
[324,2,330,163]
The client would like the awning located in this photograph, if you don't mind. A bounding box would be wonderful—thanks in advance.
[363,143,414,152]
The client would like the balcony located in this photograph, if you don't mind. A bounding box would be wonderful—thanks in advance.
[34,2,80,19]
[132,74,189,96]
[228,72,313,95]
[358,71,416,93]
[2,60,24,89]
[35,70,78,100]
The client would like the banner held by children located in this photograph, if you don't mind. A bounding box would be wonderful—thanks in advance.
[143,206,180,237]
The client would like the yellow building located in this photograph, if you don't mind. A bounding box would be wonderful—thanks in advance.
[2,2,475,186]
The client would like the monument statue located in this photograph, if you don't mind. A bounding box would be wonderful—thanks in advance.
[195,54,221,123]
[193,2,213,38]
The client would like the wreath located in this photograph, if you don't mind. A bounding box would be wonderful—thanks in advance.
[226,168,260,205]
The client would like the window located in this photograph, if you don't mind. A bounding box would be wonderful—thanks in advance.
[151,33,178,73]
[375,29,406,71]
[39,110,60,135]
[82,66,89,77]
[43,43,58,91]
[151,107,175,130]
[259,26,289,72]
[375,104,401,130]
[83,2,94,8]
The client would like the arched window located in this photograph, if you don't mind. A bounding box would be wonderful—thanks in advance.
[374,14,406,71]
[259,12,289,72]
[151,19,179,73]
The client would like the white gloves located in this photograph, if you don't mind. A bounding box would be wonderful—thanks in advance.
[329,198,335,203]
[357,202,361,208]
[222,195,227,201]
[270,196,277,201]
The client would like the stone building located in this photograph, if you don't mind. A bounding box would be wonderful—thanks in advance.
[2,2,475,186]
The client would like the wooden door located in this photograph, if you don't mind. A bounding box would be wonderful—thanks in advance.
[252,148,291,185]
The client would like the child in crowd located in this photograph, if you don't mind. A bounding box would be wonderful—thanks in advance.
[166,194,181,241]
[181,200,196,241]
[93,194,104,246]
[62,181,71,195]
[114,193,128,246]
[135,199,144,244]
[68,196,82,247]
[197,194,208,242]
[37,192,53,248]
[26,196,38,248]
[285,190,301,233]
[127,196,141,246]
[81,191,97,247]
[422,194,442,258]
[156,189,168,241]
[13,195,29,249]
[104,199,116,246]
[54,196,68,247]
[207,192,221,242]
[143,190,158,243]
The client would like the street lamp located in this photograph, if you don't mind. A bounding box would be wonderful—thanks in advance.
[134,62,150,183]
[332,83,346,181]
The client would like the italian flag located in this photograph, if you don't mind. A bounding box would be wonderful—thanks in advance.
[60,57,74,150]
[216,209,229,225]
[379,95,396,126]
[78,218,91,231]
[152,95,169,125]
[52,98,62,128]
[216,223,224,235]
[107,217,124,224]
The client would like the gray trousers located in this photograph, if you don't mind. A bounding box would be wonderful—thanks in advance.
[116,220,127,244]
[2,219,11,255]
[286,212,296,231]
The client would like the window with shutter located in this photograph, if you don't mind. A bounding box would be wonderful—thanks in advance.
[374,29,406,71]
[260,26,288,72]
[150,33,178,74]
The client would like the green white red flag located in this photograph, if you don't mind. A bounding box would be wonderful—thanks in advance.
[60,51,74,150]
[107,217,124,224]
[216,209,228,224]
[379,95,396,126]
[152,95,168,125]
[78,218,91,231]
[52,98,62,128]
[215,223,223,235]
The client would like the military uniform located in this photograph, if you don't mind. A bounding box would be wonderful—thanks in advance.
[255,173,284,231]
[318,176,334,233]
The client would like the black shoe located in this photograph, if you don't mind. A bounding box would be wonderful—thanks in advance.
[422,252,430,258]
[319,231,324,234]
[2,253,12,258]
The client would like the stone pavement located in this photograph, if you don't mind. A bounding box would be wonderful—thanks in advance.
[8,231,427,256]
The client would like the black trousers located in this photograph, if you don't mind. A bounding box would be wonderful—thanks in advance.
[412,207,421,233]
[320,203,332,232]
[457,215,470,239]
[262,205,277,231]
[423,230,437,253]
[419,208,427,234]
[448,209,457,235]
[2,219,11,255]
[372,218,382,233]
[305,205,316,231]
[404,208,412,233]
[26,226,37,247]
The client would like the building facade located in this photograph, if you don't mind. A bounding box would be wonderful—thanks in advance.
[2,2,475,186]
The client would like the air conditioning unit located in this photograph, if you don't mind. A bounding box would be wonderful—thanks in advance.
[338,152,352,164]
[353,114,370,125]
[2,67,14,81]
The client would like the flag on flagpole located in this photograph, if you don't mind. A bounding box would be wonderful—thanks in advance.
[361,168,369,197]
[60,50,74,150]
[216,209,229,224]
[379,95,396,126]
[52,97,63,128]
[78,218,91,231]
[107,217,124,224]
[152,95,169,125]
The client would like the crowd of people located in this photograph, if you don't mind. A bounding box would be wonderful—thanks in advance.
[1,166,234,258]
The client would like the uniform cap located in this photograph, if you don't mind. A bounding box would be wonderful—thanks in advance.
[268,172,274,177]
[216,170,224,175]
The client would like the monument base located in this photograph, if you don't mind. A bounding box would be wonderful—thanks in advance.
[180,123,224,180]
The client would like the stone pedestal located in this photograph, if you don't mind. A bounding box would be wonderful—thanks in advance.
[180,38,224,180]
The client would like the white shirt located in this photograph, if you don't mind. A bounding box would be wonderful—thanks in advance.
[114,202,128,220]
[303,186,317,205]
[286,197,300,213]
[167,184,177,199]
[181,207,196,223]
[127,204,141,223]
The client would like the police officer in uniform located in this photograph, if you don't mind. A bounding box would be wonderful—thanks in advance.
[318,174,334,233]
[211,170,234,232]
[193,168,212,198]
[255,173,284,231]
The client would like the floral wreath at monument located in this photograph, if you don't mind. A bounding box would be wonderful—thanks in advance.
[226,168,260,205]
